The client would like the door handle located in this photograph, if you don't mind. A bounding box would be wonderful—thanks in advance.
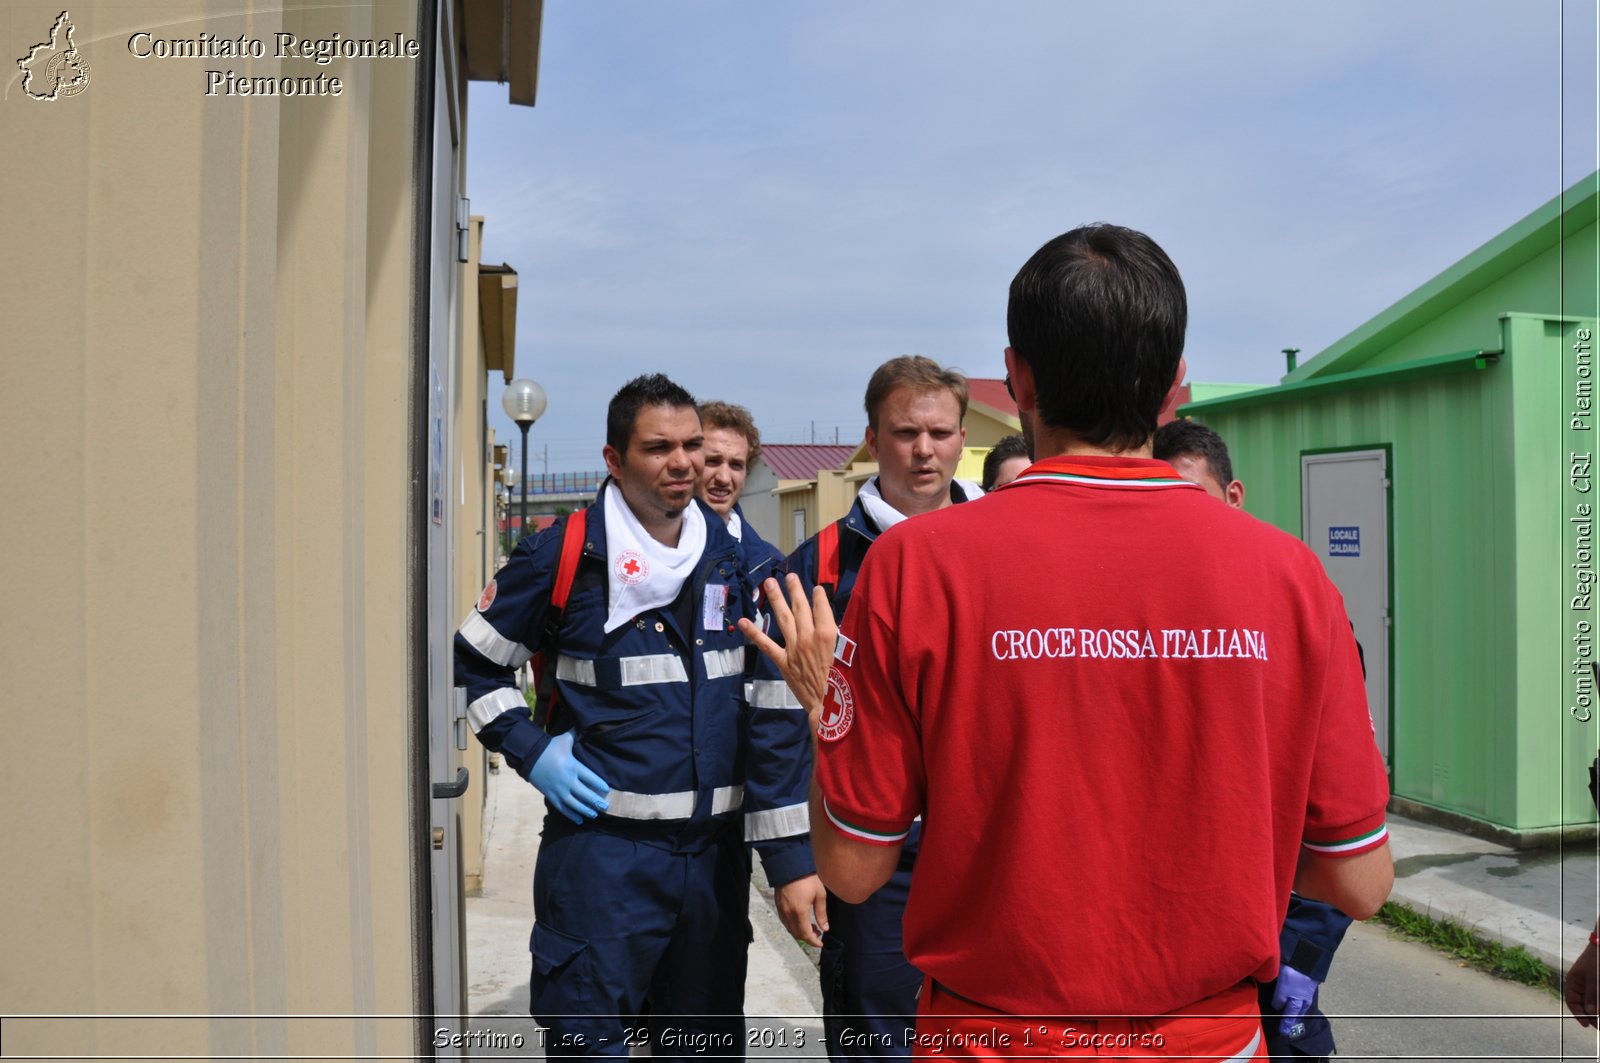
[432,767,469,799]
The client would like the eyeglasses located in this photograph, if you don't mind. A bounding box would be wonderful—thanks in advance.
[1004,374,1015,400]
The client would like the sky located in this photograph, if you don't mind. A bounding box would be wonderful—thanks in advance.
[466,0,1599,475]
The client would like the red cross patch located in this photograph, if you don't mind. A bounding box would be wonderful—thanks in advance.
[615,550,649,586]
[816,667,855,742]
[476,580,497,612]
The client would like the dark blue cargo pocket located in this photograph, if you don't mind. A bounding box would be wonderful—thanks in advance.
[528,922,608,1037]
[528,922,600,1025]
[530,921,587,976]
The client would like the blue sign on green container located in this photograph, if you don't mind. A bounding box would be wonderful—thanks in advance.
[1328,526,1360,557]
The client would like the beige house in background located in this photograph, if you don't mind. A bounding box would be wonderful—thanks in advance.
[2,1,539,1058]
[742,444,857,547]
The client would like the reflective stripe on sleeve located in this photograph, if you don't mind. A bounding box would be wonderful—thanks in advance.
[466,686,530,732]
[710,785,744,816]
[745,679,801,709]
[703,647,745,680]
[605,784,745,821]
[744,801,810,842]
[556,653,688,687]
[459,611,534,669]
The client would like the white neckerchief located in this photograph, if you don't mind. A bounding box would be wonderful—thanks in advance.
[726,509,743,541]
[857,476,984,531]
[602,481,706,633]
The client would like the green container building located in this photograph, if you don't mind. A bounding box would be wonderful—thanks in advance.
[1183,173,1600,844]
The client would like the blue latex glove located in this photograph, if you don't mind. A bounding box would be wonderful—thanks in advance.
[1270,963,1321,1039]
[524,732,610,824]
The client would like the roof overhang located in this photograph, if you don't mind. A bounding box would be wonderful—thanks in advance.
[1180,347,1500,417]
[1285,171,1599,384]
[479,264,518,383]
[462,0,543,107]
[774,480,817,498]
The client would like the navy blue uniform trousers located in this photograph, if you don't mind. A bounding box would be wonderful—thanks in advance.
[529,815,750,1059]
[820,827,923,1061]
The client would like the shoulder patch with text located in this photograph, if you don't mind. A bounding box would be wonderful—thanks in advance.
[817,666,856,742]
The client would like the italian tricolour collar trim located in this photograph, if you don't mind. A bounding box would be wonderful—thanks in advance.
[1006,455,1201,490]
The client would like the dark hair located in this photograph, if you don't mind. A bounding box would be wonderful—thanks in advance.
[1152,419,1233,486]
[981,434,1030,491]
[698,400,762,463]
[1007,224,1187,451]
[607,374,698,452]
[863,355,969,431]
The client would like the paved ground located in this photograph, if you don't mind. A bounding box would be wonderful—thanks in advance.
[464,759,1600,1058]
[1383,815,1597,976]
[1324,919,1590,1061]
[464,757,822,1057]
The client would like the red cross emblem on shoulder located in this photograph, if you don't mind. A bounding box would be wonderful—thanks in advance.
[817,667,855,742]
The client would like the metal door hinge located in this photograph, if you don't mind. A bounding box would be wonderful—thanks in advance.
[452,687,469,751]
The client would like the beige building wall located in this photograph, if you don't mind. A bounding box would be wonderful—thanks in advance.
[0,2,457,1056]
[775,482,818,553]
[776,464,871,551]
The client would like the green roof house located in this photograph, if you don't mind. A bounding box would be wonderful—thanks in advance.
[1183,172,1600,844]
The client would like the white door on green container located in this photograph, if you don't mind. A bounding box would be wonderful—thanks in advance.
[1302,449,1391,760]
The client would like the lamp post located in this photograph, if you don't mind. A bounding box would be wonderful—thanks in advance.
[502,379,547,542]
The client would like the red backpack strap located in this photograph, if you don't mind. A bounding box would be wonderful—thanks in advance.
[552,508,588,611]
[816,521,839,591]
[535,509,588,732]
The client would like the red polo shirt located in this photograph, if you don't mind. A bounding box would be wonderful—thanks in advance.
[814,455,1388,1018]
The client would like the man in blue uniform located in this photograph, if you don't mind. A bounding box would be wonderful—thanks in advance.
[456,375,754,1060]
[1154,418,1355,1062]
[785,356,983,1062]
[697,400,829,945]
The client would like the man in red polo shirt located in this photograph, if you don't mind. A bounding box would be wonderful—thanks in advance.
[748,224,1393,1060]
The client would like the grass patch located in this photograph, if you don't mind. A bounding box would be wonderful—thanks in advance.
[1375,900,1557,992]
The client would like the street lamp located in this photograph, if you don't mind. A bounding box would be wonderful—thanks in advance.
[502,379,547,542]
